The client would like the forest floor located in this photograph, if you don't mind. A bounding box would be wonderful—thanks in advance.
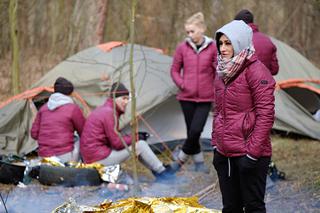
[0,135,319,212]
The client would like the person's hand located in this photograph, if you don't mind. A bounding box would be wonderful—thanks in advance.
[239,155,258,171]
[137,131,150,141]
[212,146,217,153]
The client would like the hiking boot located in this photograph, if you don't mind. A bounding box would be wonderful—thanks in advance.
[194,162,210,174]
[168,161,182,173]
[153,164,178,182]
[172,146,182,161]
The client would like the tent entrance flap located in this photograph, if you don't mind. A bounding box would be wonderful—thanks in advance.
[32,91,52,110]
[283,87,320,114]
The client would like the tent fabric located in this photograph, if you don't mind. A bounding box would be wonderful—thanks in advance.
[0,99,37,155]
[271,37,320,138]
[32,43,175,125]
[0,88,54,155]
[271,37,320,81]
[1,39,320,155]
[273,89,320,138]
[0,87,53,109]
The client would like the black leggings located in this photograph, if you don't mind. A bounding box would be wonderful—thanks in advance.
[179,101,212,155]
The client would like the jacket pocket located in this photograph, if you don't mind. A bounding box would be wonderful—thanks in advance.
[242,112,255,140]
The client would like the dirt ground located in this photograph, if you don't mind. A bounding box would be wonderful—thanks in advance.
[0,135,319,212]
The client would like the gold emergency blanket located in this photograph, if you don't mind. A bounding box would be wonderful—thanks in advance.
[52,197,221,213]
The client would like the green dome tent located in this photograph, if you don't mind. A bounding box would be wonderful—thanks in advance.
[0,42,175,155]
[271,37,320,138]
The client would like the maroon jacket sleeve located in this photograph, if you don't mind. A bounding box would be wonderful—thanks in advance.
[270,44,279,76]
[103,112,132,150]
[31,111,41,140]
[212,45,218,81]
[71,105,86,136]
[211,110,218,148]
[170,44,184,89]
[211,100,219,148]
[246,63,276,158]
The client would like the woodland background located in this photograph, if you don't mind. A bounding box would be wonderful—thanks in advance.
[1,0,320,99]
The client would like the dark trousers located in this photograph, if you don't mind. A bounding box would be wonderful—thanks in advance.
[213,151,270,213]
[179,101,212,155]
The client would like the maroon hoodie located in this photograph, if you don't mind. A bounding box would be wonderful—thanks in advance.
[249,23,279,75]
[31,94,85,157]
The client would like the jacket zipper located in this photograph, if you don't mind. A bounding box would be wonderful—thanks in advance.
[197,52,199,99]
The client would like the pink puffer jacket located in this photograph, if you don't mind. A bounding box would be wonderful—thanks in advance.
[170,38,217,102]
[212,55,275,158]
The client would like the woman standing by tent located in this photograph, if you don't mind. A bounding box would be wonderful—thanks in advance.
[212,20,275,213]
[170,12,217,172]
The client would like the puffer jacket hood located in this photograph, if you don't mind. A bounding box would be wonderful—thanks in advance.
[215,20,253,56]
[186,36,213,53]
[47,92,74,111]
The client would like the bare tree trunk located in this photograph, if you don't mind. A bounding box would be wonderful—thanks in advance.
[9,0,20,95]
[168,0,179,53]
[96,0,108,44]
[129,0,140,194]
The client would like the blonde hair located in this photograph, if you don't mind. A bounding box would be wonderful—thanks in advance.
[185,12,206,30]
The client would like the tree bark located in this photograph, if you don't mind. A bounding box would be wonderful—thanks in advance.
[129,0,140,193]
[9,0,20,95]
[96,0,108,44]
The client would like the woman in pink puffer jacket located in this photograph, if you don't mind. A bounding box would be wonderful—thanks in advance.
[212,20,275,213]
[170,12,217,173]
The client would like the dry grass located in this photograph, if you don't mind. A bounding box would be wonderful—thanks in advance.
[271,135,320,191]
[122,135,320,193]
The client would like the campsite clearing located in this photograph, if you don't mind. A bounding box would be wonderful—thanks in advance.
[0,135,319,212]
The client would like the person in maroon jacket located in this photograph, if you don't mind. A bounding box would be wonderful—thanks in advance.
[170,12,216,173]
[234,9,279,76]
[80,82,177,180]
[31,77,85,163]
[212,20,275,213]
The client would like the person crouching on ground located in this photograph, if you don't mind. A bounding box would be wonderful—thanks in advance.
[31,77,85,163]
[80,82,178,181]
[212,20,275,213]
